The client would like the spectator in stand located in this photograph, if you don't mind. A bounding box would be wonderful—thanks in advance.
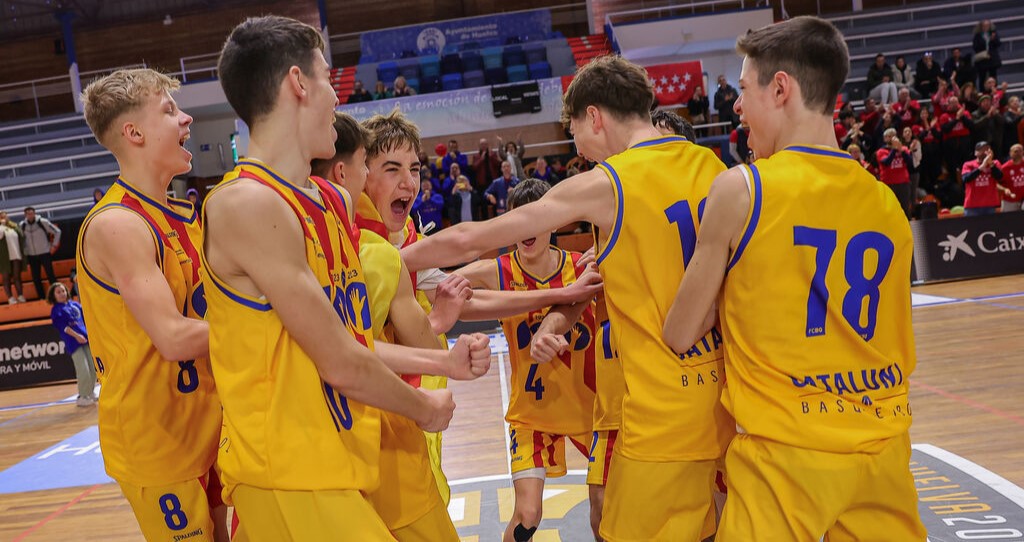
[903,126,923,201]
[0,211,24,304]
[983,77,1007,109]
[484,161,520,215]
[186,188,201,217]
[859,97,883,136]
[451,174,475,224]
[972,19,1002,88]
[849,144,872,172]
[392,75,416,97]
[877,127,913,217]
[874,109,900,148]
[892,56,916,97]
[1004,95,1022,151]
[531,156,560,185]
[349,80,372,103]
[915,51,942,98]
[838,111,873,154]
[961,82,981,114]
[372,80,392,100]
[867,53,898,105]
[729,122,753,165]
[92,188,105,205]
[943,47,975,89]
[931,77,960,113]
[441,138,469,183]
[892,87,921,126]
[471,138,501,219]
[497,133,526,180]
[687,86,710,136]
[20,207,60,301]
[652,109,697,140]
[713,74,739,128]
[1000,144,1024,211]
[48,282,97,406]
[918,106,944,194]
[940,97,975,184]
[973,95,1006,155]
[412,179,445,233]
[962,141,1010,216]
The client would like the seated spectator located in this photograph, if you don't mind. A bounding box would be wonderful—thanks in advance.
[484,161,520,215]
[687,86,710,134]
[349,80,372,103]
[497,133,526,180]
[915,52,942,98]
[931,77,960,113]
[972,19,1002,88]
[1000,144,1024,212]
[412,179,445,234]
[943,47,975,89]
[652,109,696,140]
[973,95,1005,153]
[531,156,561,185]
[392,75,417,97]
[891,88,921,126]
[867,53,899,105]
[892,56,916,97]
[961,82,981,114]
[962,140,1009,216]
[372,80,392,100]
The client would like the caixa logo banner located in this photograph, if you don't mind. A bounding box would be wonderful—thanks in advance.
[912,212,1024,283]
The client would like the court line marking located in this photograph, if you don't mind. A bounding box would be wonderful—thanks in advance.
[912,444,1024,508]
[12,483,101,542]
[912,290,1024,308]
[915,381,1024,428]
[497,352,512,477]
[450,470,588,487]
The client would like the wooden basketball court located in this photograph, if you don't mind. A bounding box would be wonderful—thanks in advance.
[1,275,1022,541]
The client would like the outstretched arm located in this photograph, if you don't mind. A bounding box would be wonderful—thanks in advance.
[530,301,591,363]
[663,168,749,353]
[451,258,602,321]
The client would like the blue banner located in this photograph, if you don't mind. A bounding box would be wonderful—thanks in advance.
[360,10,552,61]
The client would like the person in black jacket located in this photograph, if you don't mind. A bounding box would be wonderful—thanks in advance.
[943,47,975,89]
[914,52,942,98]
[972,19,1001,89]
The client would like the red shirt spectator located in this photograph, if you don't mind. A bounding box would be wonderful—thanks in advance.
[891,93,921,126]
[877,146,911,185]
[962,142,1006,209]
[999,145,1024,204]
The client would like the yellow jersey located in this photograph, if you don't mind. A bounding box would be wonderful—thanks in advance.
[77,179,220,486]
[595,135,734,462]
[721,145,915,453]
[201,160,381,496]
[497,247,596,436]
[592,293,625,431]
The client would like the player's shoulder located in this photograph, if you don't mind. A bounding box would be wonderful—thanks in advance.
[205,176,291,221]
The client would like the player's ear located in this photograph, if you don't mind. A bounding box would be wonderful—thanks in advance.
[772,71,790,105]
[121,120,144,145]
[332,160,346,186]
[587,105,602,133]
[286,65,305,99]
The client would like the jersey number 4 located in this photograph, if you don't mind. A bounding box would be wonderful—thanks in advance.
[794,227,895,341]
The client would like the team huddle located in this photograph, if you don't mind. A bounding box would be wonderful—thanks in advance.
[75,13,926,542]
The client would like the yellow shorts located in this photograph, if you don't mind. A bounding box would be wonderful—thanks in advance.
[586,429,619,486]
[600,451,717,542]
[117,472,217,542]
[367,412,445,530]
[392,499,460,542]
[509,424,592,479]
[231,485,394,541]
[717,432,926,542]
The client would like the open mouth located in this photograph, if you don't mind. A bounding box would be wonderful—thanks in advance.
[522,237,537,247]
[179,132,190,147]
[390,197,413,221]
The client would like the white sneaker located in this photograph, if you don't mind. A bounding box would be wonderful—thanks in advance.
[7,298,14,305]
[76,396,96,407]
[17,295,25,302]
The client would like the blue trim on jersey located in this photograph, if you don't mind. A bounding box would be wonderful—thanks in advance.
[239,160,327,212]
[514,247,566,284]
[786,146,854,161]
[210,275,272,312]
[596,162,624,266]
[82,264,119,295]
[116,179,197,224]
[727,164,763,272]
[321,180,350,217]
[629,135,688,149]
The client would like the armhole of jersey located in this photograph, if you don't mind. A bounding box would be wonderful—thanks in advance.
[198,180,273,312]
[78,203,164,295]
[726,164,762,272]
[595,163,623,266]
[495,254,508,292]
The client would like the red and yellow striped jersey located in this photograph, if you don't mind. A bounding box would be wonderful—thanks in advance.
[497,248,596,436]
[77,179,220,486]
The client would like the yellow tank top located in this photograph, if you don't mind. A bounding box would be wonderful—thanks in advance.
[497,247,596,435]
[77,179,220,486]
[721,146,915,453]
[201,160,381,495]
[596,135,734,461]
[592,293,625,431]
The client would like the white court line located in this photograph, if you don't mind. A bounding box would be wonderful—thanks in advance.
[449,469,588,487]
[498,351,512,477]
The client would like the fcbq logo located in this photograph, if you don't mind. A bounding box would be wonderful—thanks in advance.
[939,229,1024,261]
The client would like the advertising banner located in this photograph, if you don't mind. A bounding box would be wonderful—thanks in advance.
[911,213,1024,283]
[0,323,75,390]
[360,10,552,60]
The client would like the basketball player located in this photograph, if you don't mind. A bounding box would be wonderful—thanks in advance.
[310,111,484,541]
[78,69,228,542]
[401,55,733,541]
[663,16,927,540]
[453,179,597,542]
[205,16,488,539]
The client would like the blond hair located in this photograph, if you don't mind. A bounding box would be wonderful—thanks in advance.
[81,68,180,148]
[362,108,421,160]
